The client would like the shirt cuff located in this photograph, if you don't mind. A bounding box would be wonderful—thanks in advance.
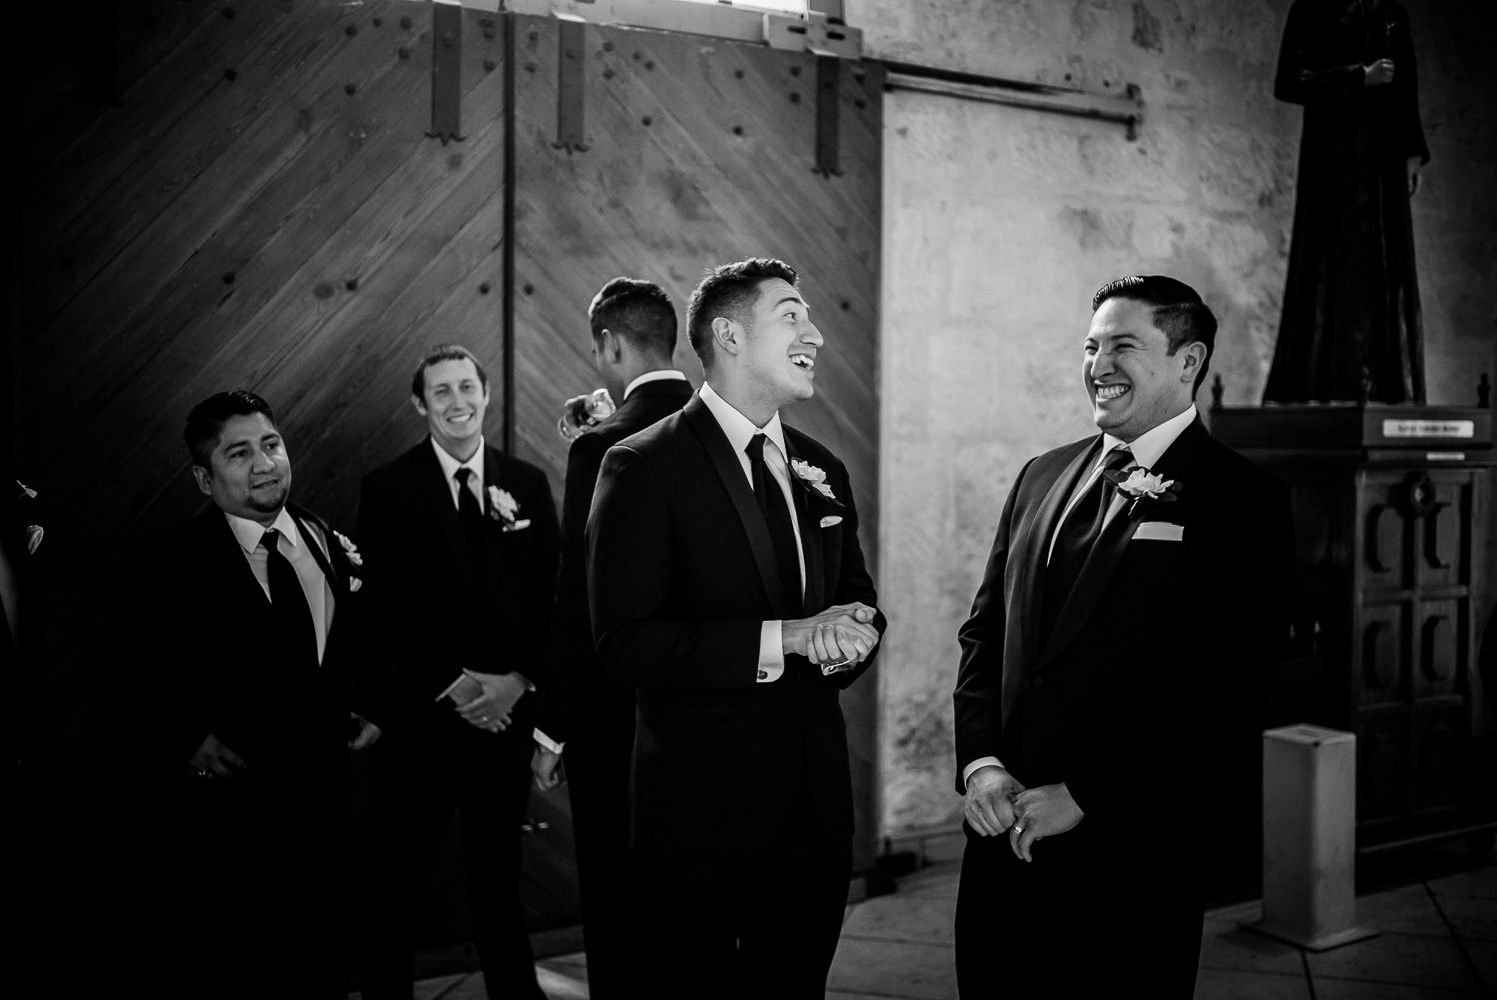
[757,621,785,683]
[962,756,1005,787]
[533,728,564,754]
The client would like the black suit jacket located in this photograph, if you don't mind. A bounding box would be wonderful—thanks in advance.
[533,377,695,745]
[953,416,1295,832]
[356,438,559,732]
[127,502,389,776]
[587,392,884,859]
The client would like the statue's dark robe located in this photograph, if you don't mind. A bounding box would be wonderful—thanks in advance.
[1265,0,1430,404]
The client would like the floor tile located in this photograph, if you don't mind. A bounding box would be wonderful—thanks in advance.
[1191,968,1311,1000]
[1429,868,1497,900]
[1353,883,1449,936]
[1206,901,1263,924]
[1304,931,1481,991]
[427,974,484,1000]
[826,936,957,1000]
[1463,939,1497,994]
[897,867,962,900]
[540,949,588,969]
[1313,979,1486,1000]
[1197,919,1306,976]
[843,893,957,945]
[535,964,590,999]
[1435,892,1497,942]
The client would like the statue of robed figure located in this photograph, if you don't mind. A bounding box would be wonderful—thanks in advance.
[1265,0,1430,404]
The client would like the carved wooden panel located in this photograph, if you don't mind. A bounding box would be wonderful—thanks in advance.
[1357,604,1406,708]
[1357,715,1409,824]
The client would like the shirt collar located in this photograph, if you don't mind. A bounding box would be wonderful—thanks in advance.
[225,506,300,555]
[1102,404,1198,470]
[699,381,788,462]
[430,435,485,485]
[623,369,688,400]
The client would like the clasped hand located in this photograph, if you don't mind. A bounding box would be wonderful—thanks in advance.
[963,766,1084,862]
[783,602,880,671]
[1364,57,1395,87]
[456,669,529,732]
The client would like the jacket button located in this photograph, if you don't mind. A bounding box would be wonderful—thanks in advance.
[1032,676,1045,689]
[757,669,768,680]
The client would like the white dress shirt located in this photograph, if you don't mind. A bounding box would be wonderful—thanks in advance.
[699,381,805,684]
[431,436,486,511]
[963,404,1198,788]
[623,368,689,400]
[225,508,334,663]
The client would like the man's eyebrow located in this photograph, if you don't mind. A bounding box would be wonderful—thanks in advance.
[775,295,806,310]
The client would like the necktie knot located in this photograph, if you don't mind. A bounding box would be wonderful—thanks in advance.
[455,467,474,486]
[1104,445,1133,473]
[745,434,768,464]
[260,527,280,552]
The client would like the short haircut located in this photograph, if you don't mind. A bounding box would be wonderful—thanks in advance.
[1091,275,1218,392]
[589,278,678,359]
[685,257,799,374]
[411,344,489,399]
[184,390,277,468]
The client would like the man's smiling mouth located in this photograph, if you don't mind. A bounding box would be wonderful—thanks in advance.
[790,354,815,371]
[1095,384,1129,401]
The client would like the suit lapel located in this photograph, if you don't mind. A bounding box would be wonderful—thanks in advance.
[682,395,790,617]
[421,441,482,588]
[1018,438,1103,665]
[480,446,507,600]
[1038,417,1210,666]
[784,438,826,613]
[289,504,341,592]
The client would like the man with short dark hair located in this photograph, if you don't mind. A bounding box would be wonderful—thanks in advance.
[952,276,1295,996]
[357,346,559,1000]
[587,257,885,997]
[125,389,386,998]
[530,277,692,997]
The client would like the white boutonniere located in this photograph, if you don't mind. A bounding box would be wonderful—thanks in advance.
[557,388,617,441]
[488,485,530,532]
[789,459,839,504]
[1104,467,1183,520]
[331,530,364,590]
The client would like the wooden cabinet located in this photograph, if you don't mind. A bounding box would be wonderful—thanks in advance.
[1215,405,1495,853]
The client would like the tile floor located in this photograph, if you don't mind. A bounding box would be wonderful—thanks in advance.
[359,854,1497,999]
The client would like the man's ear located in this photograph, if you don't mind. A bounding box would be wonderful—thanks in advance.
[711,316,742,361]
[191,465,213,497]
[599,328,623,364]
[411,393,428,416]
[1178,342,1207,383]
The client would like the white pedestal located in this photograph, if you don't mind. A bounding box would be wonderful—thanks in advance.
[1244,724,1378,951]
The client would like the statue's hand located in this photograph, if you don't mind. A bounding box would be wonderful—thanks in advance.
[1364,58,1395,87]
[1406,157,1421,198]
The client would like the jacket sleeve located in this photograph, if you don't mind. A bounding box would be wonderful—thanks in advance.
[822,454,886,691]
[588,444,763,691]
[515,465,560,677]
[534,434,608,743]
[1274,1,1365,104]
[952,458,1032,794]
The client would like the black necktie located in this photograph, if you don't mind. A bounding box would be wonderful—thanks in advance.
[261,528,318,668]
[454,468,488,569]
[1041,445,1134,642]
[746,434,803,618]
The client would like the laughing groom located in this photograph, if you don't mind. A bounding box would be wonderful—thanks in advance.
[952,276,1294,997]
[586,258,885,998]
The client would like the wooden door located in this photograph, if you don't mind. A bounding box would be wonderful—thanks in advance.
[509,13,885,869]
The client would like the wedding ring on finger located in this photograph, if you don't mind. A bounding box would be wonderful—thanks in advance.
[1012,824,1025,836]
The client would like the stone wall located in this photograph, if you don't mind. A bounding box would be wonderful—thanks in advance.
[853,0,1497,837]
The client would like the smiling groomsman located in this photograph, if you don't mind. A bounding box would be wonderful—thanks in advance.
[124,390,387,998]
[587,258,885,998]
[357,345,559,1000]
[952,276,1295,997]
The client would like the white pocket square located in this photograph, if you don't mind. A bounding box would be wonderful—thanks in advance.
[819,515,843,528]
[1133,521,1183,542]
[502,518,532,533]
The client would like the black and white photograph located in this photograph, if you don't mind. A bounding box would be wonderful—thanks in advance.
[8,1,1496,998]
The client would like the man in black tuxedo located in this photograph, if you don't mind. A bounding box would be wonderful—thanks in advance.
[952,276,1295,996]
[529,277,693,997]
[127,390,387,998]
[587,257,885,998]
[357,345,559,1000]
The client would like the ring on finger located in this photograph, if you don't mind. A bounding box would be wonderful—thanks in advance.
[1012,824,1025,836]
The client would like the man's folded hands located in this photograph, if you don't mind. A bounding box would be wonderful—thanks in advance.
[782,603,881,670]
